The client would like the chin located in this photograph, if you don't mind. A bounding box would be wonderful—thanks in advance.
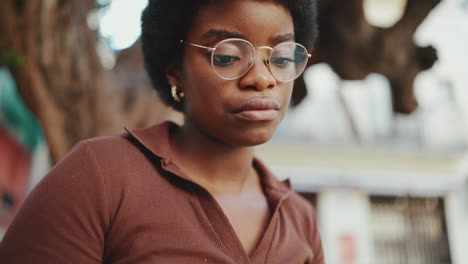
[228,128,275,147]
[237,137,271,147]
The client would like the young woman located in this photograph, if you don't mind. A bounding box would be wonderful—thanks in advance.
[0,0,323,263]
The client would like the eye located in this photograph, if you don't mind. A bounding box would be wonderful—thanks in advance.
[270,57,295,68]
[212,55,240,67]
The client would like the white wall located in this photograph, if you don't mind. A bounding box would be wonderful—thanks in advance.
[318,189,374,264]
[445,187,468,264]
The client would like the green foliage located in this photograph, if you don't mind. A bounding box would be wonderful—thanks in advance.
[0,51,26,68]
[0,67,44,152]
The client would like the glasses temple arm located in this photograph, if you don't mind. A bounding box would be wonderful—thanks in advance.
[180,40,215,52]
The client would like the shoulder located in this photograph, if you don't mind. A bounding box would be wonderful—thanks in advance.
[35,133,147,199]
[67,133,158,178]
[46,132,166,207]
[57,122,176,193]
[73,133,142,162]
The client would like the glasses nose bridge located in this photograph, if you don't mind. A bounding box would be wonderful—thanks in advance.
[243,46,276,84]
[254,46,273,63]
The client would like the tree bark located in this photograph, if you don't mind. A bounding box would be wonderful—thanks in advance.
[0,1,180,163]
[293,0,440,114]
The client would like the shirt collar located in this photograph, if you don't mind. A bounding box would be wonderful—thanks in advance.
[124,121,291,194]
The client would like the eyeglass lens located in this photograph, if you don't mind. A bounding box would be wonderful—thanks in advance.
[211,39,309,82]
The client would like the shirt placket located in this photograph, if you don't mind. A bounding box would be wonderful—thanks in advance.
[160,159,290,264]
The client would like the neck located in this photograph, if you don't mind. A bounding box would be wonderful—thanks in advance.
[170,122,257,193]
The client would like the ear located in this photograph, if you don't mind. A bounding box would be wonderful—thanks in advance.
[165,63,183,89]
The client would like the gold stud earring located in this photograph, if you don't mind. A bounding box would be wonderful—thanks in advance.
[171,85,184,102]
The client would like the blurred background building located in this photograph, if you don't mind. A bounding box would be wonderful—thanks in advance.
[1,0,467,263]
[259,0,468,263]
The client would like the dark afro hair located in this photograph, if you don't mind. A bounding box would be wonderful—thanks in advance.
[141,0,318,111]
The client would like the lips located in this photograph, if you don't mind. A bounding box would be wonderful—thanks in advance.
[231,97,281,121]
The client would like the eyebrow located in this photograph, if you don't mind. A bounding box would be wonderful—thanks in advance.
[201,29,246,40]
[201,30,295,44]
[271,33,295,44]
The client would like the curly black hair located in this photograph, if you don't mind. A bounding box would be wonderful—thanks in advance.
[141,0,318,111]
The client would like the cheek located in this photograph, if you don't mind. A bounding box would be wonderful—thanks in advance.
[182,54,234,107]
[181,64,228,119]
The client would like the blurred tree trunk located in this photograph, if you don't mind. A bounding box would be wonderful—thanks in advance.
[0,0,180,163]
[293,0,441,114]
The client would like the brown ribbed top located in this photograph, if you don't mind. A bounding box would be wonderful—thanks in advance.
[0,122,324,264]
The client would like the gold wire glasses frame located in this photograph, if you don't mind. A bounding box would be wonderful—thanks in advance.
[180,38,312,82]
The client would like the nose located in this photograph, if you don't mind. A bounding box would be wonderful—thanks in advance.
[239,53,276,91]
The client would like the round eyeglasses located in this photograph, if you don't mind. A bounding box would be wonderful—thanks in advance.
[180,38,311,82]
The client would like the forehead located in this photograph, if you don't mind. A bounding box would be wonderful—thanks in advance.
[186,0,294,45]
